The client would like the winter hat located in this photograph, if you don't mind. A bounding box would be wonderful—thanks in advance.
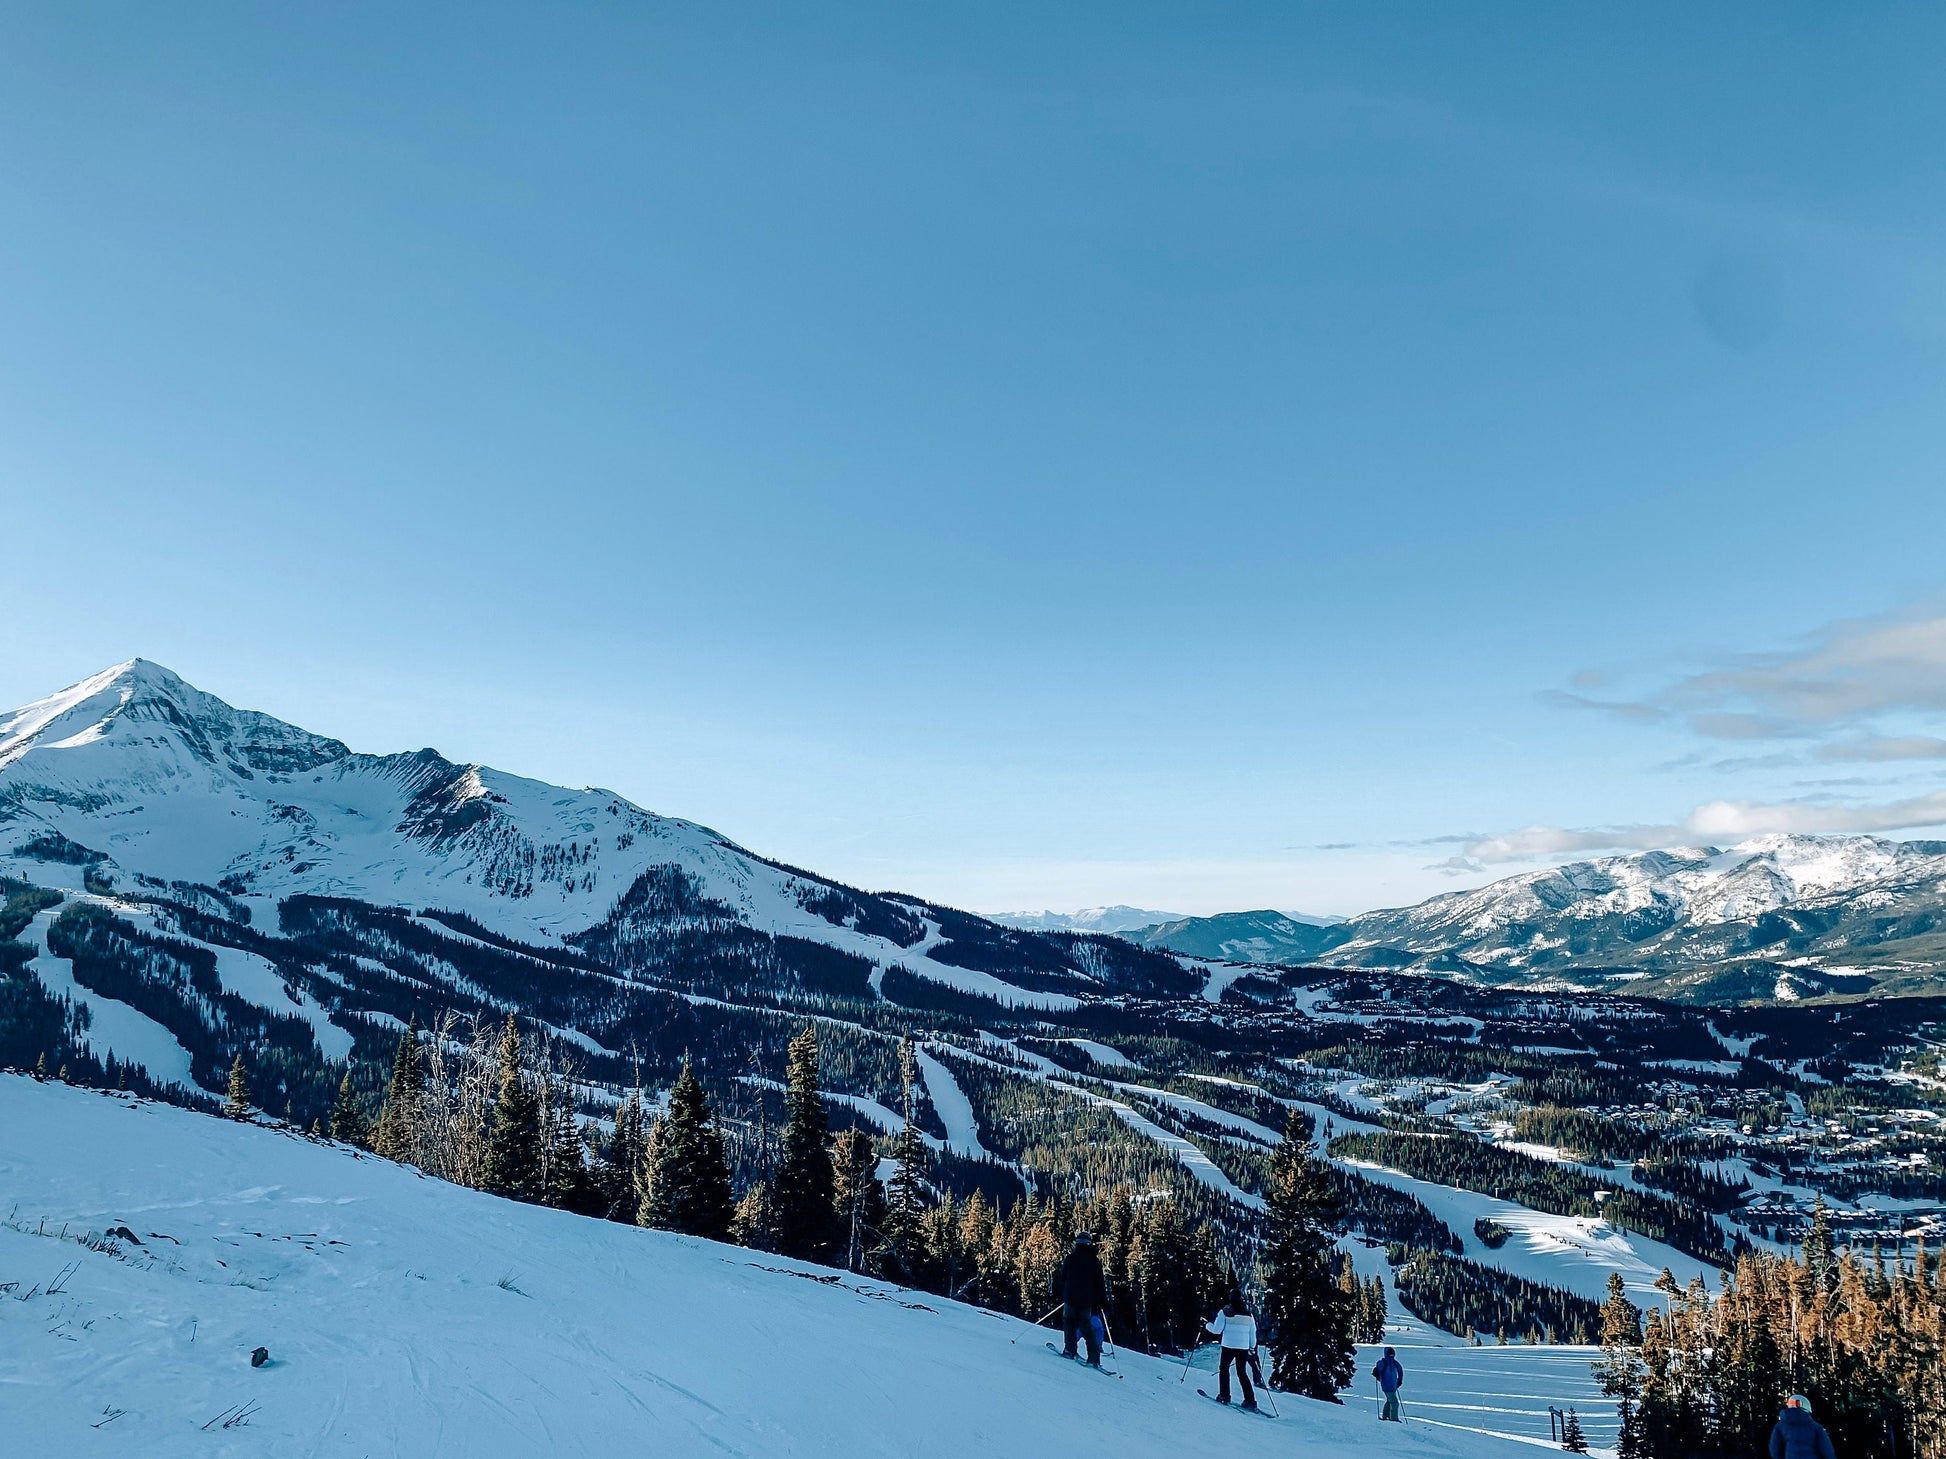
[1074,1232,1094,1245]
[1787,1396,1812,1413]
[1384,1347,1396,1357]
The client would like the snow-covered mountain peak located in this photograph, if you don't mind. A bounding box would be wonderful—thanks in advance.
[0,663,1107,1008]
[0,659,351,779]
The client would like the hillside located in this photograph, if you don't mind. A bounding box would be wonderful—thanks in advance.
[0,1072,1544,1459]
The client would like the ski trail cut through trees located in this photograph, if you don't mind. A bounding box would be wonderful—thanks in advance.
[915,1046,991,1161]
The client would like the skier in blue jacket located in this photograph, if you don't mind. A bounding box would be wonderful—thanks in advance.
[1373,1346,1404,1421]
[1770,1395,1837,1459]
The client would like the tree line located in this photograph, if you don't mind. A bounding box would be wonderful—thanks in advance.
[1330,1131,1730,1264]
[1599,1202,1946,1459]
[1388,1245,1601,1344]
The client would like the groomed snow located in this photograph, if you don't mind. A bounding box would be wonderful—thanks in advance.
[207,945,355,1064]
[1334,1155,1719,1304]
[0,1075,1554,1459]
[22,909,197,1092]
[915,1046,992,1161]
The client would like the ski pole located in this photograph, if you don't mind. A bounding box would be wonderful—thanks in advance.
[1179,1340,1199,1383]
[1256,1355,1279,1420]
[1034,1304,1062,1327]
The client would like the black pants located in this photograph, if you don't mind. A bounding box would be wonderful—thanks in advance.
[1219,1348,1255,1405]
[1062,1303,1102,1365]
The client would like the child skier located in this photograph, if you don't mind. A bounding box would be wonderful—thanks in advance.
[1373,1346,1404,1421]
[1205,1291,1258,1410]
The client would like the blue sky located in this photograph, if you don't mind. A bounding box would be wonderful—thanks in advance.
[3,4,1944,916]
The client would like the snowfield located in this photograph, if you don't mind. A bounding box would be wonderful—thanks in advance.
[0,1075,1566,1459]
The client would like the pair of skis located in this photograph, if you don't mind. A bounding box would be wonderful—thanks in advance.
[1045,1342,1121,1377]
[1198,1389,1273,1418]
[1045,1340,1277,1418]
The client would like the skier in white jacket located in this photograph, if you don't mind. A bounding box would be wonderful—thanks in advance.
[1205,1292,1258,1410]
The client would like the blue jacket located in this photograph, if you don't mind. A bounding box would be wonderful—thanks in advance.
[1770,1409,1836,1459]
[1374,1355,1404,1393]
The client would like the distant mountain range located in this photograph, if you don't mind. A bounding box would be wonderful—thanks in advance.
[988,905,1188,934]
[1128,838,1946,1001]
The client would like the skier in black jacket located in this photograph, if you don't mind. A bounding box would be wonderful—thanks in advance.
[1055,1232,1108,1367]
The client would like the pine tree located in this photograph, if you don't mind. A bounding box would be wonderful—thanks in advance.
[599,1089,648,1223]
[1562,1409,1589,1453]
[224,1052,252,1119]
[831,1126,888,1273]
[1262,1109,1355,1400]
[880,1038,928,1279]
[329,1067,369,1146]
[482,1015,545,1203]
[639,1059,735,1240]
[1364,1273,1389,1341]
[373,1013,424,1162]
[542,1075,596,1213]
[1804,1196,1835,1289]
[1597,1268,1646,1450]
[772,1027,836,1263]
[731,1179,776,1251]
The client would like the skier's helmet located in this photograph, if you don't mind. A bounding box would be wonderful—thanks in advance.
[1787,1396,1812,1413]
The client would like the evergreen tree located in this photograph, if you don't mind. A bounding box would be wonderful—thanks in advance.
[772,1027,837,1262]
[373,1013,423,1163]
[1804,1196,1835,1289]
[731,1178,776,1251]
[482,1014,545,1203]
[599,1089,648,1223]
[541,1074,597,1213]
[1364,1273,1389,1341]
[329,1067,368,1146]
[639,1059,735,1240]
[1597,1269,1646,1454]
[1562,1409,1589,1454]
[1262,1109,1355,1400]
[880,1038,928,1280]
[224,1052,251,1119]
[831,1126,888,1274]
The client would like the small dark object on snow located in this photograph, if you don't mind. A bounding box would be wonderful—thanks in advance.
[105,1225,142,1245]
[249,1347,270,1368]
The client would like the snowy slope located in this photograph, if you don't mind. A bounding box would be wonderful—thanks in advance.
[0,1073,1547,1459]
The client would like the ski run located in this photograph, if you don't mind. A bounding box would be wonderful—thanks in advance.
[3,1073,1595,1459]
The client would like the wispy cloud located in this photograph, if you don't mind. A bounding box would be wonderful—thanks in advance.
[1460,789,1946,864]
[1410,605,1946,872]
[1816,734,1946,762]
[1561,606,1946,742]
